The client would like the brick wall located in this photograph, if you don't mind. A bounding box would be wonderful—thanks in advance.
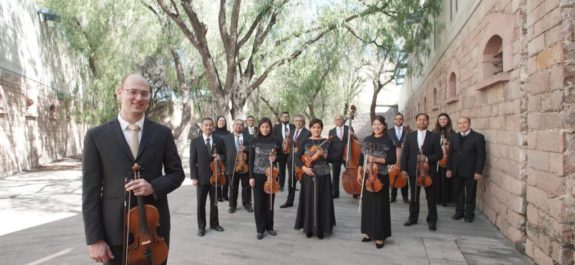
[0,0,88,177]
[401,0,574,264]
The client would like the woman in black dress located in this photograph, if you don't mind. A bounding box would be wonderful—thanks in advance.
[249,117,281,240]
[358,115,396,249]
[214,115,231,200]
[433,113,455,206]
[294,118,336,239]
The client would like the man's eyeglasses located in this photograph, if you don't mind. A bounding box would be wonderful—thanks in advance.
[122,88,150,98]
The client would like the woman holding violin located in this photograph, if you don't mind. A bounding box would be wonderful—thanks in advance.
[433,113,455,206]
[249,117,282,240]
[357,115,396,249]
[294,118,336,239]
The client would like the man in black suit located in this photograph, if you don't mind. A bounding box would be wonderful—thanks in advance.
[190,117,226,237]
[401,113,442,231]
[280,114,311,208]
[82,74,184,265]
[272,111,295,191]
[446,116,486,223]
[327,114,354,198]
[223,119,253,213]
[243,115,258,136]
[389,113,409,203]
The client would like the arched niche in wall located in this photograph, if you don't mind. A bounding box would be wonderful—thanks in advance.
[476,13,513,90]
[446,60,459,104]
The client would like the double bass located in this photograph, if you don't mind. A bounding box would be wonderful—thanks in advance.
[342,105,363,196]
[123,164,168,265]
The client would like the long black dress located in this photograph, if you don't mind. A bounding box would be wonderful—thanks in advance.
[433,128,455,206]
[294,138,336,238]
[249,134,281,234]
[359,135,396,241]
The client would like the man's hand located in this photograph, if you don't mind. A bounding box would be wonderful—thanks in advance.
[213,154,221,161]
[446,170,453,178]
[249,178,255,187]
[474,173,482,180]
[125,179,155,196]
[401,171,409,179]
[89,240,114,263]
[191,179,198,186]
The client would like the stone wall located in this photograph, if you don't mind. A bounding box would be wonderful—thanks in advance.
[0,0,88,177]
[400,0,574,264]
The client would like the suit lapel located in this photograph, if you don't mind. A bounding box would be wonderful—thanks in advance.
[111,119,134,160]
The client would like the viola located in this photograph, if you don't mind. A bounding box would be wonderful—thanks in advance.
[263,150,280,210]
[209,144,226,187]
[388,145,407,189]
[282,136,291,154]
[416,150,432,187]
[300,137,334,168]
[364,157,384,192]
[234,149,249,174]
[124,164,168,265]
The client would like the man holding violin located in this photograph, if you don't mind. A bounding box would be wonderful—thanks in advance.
[400,113,442,231]
[190,117,226,237]
[82,74,185,264]
[280,114,311,208]
[223,119,254,214]
[273,111,295,191]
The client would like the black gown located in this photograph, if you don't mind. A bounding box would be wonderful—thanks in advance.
[433,128,455,206]
[249,135,281,234]
[359,135,396,241]
[294,138,336,238]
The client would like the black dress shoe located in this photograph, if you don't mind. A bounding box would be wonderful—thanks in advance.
[317,234,324,239]
[217,198,224,202]
[464,217,474,223]
[197,230,205,237]
[244,205,254,212]
[228,207,236,214]
[451,214,464,220]
[279,202,293,208]
[267,230,277,236]
[376,242,384,249]
[211,225,224,232]
[257,233,264,240]
[390,197,397,203]
[403,198,410,204]
[361,237,371,242]
[428,223,437,231]
[332,193,339,199]
[306,232,313,238]
[403,220,417,226]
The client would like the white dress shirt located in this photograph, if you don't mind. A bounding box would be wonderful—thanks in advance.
[118,114,144,146]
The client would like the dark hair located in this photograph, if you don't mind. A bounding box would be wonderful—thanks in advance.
[459,116,471,124]
[216,115,227,129]
[247,115,255,119]
[394,112,404,118]
[257,117,273,137]
[308,118,323,129]
[415,113,429,121]
[281,111,290,116]
[433,113,454,139]
[202,117,214,123]
[371,115,388,136]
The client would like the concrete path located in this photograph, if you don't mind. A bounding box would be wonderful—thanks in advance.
[0,160,533,265]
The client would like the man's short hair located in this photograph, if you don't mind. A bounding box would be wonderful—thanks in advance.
[202,117,214,123]
[281,111,290,116]
[395,112,404,118]
[415,113,429,120]
[459,116,471,124]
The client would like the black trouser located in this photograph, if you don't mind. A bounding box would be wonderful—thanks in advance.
[331,160,344,196]
[390,185,409,200]
[407,175,437,224]
[253,174,275,233]
[453,176,477,218]
[197,184,219,230]
[107,235,170,265]
[229,172,251,208]
[277,157,288,189]
[284,158,298,204]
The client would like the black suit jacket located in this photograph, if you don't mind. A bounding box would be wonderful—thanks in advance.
[189,135,226,185]
[447,130,486,178]
[82,118,184,245]
[222,132,253,176]
[388,126,407,147]
[273,123,295,159]
[242,126,259,137]
[400,130,442,177]
[327,125,353,162]
[287,127,311,163]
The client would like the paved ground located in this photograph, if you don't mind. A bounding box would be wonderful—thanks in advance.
[0,159,534,265]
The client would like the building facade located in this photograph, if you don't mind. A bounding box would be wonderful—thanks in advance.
[400,0,575,264]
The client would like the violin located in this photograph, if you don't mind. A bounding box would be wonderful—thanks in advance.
[416,150,432,187]
[438,134,449,168]
[209,143,226,187]
[300,137,333,168]
[294,166,304,181]
[124,164,168,265]
[282,135,291,154]
[388,144,407,189]
[234,142,249,174]
[364,156,384,193]
[263,150,280,210]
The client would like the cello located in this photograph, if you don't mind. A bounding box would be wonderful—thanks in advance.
[342,105,363,196]
[123,163,168,265]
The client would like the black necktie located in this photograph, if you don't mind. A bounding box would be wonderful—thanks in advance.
[206,138,212,154]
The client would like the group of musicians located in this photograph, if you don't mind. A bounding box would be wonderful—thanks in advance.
[82,74,486,264]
